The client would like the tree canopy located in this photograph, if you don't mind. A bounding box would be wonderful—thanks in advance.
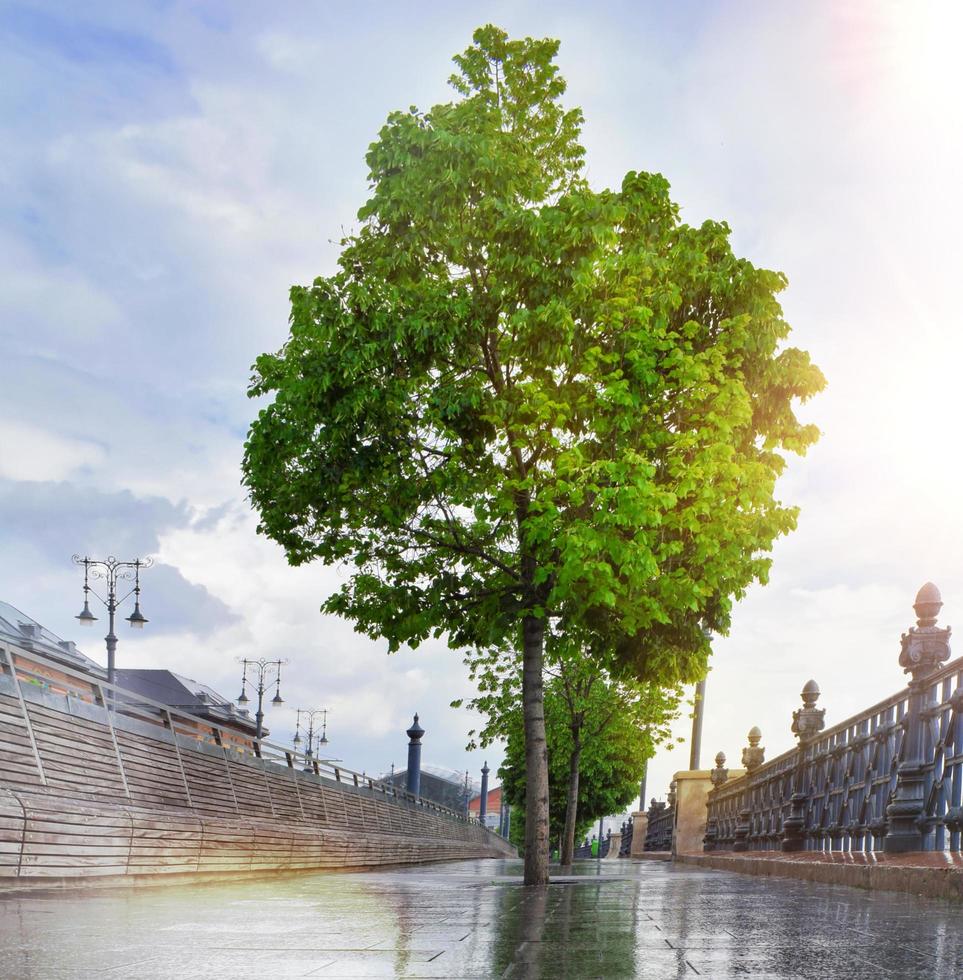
[242,24,824,883]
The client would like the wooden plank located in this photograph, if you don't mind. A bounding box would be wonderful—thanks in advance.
[0,651,47,785]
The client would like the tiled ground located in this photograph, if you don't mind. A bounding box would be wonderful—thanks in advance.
[1,858,962,978]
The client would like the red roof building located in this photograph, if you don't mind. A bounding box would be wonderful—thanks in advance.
[469,785,503,827]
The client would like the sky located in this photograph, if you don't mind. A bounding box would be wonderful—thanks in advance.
[3,0,963,815]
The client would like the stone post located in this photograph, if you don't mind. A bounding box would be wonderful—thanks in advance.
[703,752,729,852]
[783,680,826,851]
[479,761,490,823]
[630,810,649,857]
[671,769,714,856]
[731,727,764,853]
[405,713,424,797]
[709,751,729,789]
[606,827,622,859]
[741,727,765,773]
[885,583,951,853]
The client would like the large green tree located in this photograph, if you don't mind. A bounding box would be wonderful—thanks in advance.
[242,25,824,884]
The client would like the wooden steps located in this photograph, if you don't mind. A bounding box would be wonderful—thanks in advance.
[0,679,514,884]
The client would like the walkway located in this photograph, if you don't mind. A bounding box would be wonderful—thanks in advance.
[1,858,962,978]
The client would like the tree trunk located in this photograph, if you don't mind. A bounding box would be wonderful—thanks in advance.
[560,735,581,866]
[522,613,550,885]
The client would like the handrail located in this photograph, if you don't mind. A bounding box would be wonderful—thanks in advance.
[644,802,674,851]
[0,640,487,830]
[708,657,963,800]
[704,651,963,855]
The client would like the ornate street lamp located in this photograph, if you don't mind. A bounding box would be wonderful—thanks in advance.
[293,708,329,770]
[73,555,152,686]
[236,657,287,740]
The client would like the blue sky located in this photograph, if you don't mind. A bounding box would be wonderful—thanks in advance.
[3,1,963,807]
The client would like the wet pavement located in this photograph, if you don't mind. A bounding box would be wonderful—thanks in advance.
[1,857,962,978]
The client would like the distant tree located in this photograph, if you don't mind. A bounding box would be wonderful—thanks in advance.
[242,25,824,884]
[470,648,680,863]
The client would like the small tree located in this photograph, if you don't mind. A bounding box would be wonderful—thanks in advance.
[464,646,680,864]
[243,25,823,885]
[496,667,677,858]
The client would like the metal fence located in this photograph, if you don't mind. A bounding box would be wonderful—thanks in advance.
[705,584,962,855]
[644,800,674,851]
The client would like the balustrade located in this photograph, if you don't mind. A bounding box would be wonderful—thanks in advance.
[705,583,962,856]
[643,798,674,851]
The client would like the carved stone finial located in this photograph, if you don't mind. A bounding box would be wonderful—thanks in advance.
[792,679,826,743]
[710,751,729,788]
[742,727,765,772]
[900,583,951,678]
[667,780,677,809]
[914,582,942,627]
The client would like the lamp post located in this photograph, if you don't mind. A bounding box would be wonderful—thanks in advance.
[479,761,490,823]
[405,714,424,796]
[293,708,329,770]
[73,555,152,686]
[689,677,707,770]
[236,658,286,740]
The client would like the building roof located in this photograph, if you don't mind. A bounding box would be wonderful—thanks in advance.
[114,668,259,734]
[468,785,502,814]
[0,600,257,736]
[0,600,106,678]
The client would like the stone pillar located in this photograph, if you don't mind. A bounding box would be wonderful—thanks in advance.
[605,829,622,859]
[741,727,765,773]
[405,713,424,797]
[885,583,951,853]
[703,752,729,852]
[783,679,826,852]
[670,769,714,856]
[479,761,490,822]
[630,812,649,857]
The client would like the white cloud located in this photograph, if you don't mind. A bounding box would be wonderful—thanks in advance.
[0,421,106,481]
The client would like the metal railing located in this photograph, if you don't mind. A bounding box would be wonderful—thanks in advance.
[619,818,633,856]
[704,586,963,855]
[644,800,673,851]
[0,641,489,830]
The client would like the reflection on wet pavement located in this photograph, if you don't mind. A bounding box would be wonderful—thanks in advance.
[1,857,962,978]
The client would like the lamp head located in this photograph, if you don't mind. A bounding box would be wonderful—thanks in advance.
[76,600,97,626]
[126,603,148,629]
[272,691,284,706]
[237,689,249,706]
